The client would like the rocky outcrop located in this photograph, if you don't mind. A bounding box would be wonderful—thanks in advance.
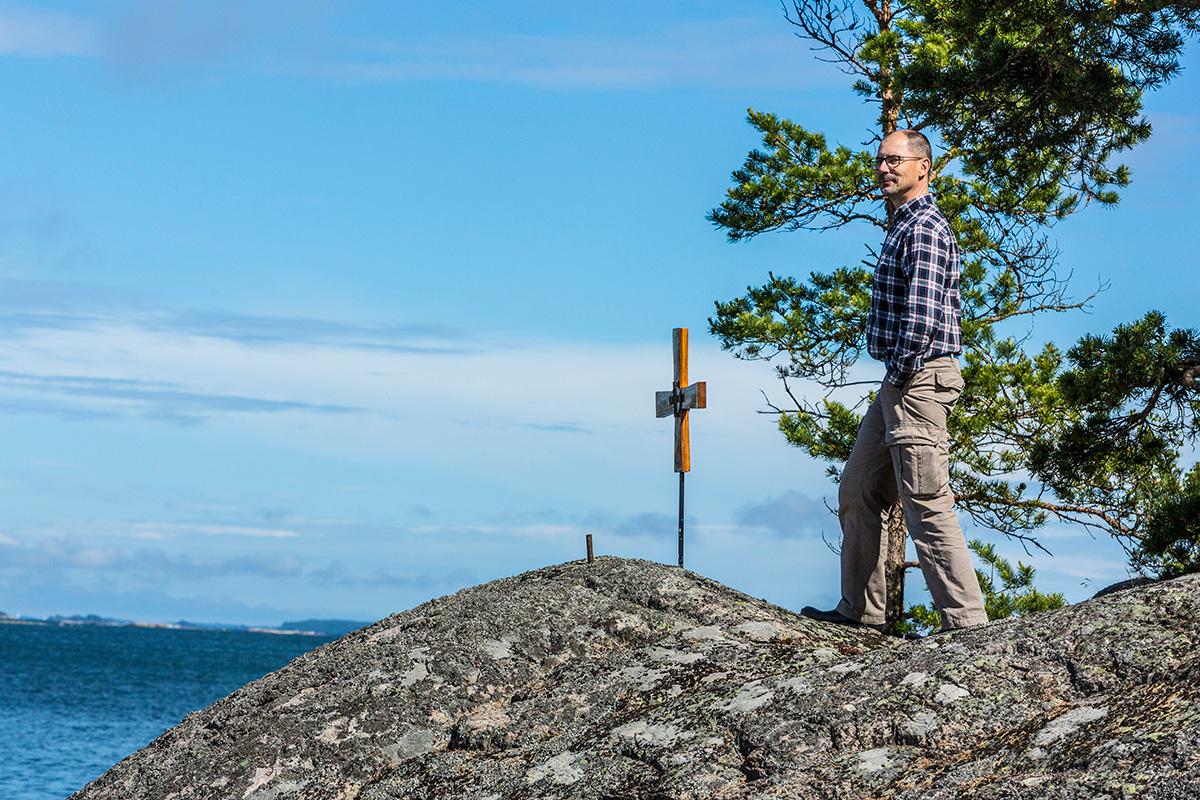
[73,558,1200,799]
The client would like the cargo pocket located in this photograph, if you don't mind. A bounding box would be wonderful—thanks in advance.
[898,443,949,498]
[934,369,965,400]
[887,426,949,499]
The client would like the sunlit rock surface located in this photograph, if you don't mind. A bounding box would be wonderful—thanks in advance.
[73,557,1200,799]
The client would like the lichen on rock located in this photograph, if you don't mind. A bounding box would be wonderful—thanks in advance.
[72,558,1200,799]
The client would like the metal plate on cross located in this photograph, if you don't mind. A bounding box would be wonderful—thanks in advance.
[655,383,706,418]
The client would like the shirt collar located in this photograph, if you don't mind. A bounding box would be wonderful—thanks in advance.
[891,193,935,226]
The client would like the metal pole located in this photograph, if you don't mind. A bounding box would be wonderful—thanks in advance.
[678,471,685,567]
[586,533,594,563]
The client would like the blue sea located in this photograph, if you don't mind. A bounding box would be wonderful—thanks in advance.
[0,623,335,800]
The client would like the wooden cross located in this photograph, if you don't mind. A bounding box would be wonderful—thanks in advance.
[655,327,706,566]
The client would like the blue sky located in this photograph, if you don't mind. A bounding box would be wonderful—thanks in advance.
[0,1,1196,625]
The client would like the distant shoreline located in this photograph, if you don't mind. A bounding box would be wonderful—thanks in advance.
[0,617,321,636]
[0,615,369,637]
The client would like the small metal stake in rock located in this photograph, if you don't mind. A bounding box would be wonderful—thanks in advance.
[655,328,707,567]
[586,533,594,563]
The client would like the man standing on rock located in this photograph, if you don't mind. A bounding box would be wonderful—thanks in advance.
[801,130,989,634]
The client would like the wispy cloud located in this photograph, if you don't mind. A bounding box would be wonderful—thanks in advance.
[407,522,579,540]
[0,368,362,424]
[0,277,806,487]
[516,421,594,435]
[104,0,262,72]
[304,18,835,91]
[1,6,837,92]
[0,536,303,578]
[0,4,98,58]
[0,279,493,424]
[129,522,301,540]
[0,279,474,353]
[152,309,469,353]
[612,511,678,540]
[307,561,475,590]
[734,490,835,538]
[396,509,692,548]
[0,534,473,591]
[99,0,334,76]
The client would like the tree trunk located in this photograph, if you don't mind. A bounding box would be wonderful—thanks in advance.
[875,0,906,635]
[876,0,898,230]
[884,501,907,636]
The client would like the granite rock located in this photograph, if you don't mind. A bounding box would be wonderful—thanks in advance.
[72,557,1200,799]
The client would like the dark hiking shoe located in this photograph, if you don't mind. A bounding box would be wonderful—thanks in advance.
[799,606,885,633]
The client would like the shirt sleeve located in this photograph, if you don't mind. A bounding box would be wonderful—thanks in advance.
[885,222,950,386]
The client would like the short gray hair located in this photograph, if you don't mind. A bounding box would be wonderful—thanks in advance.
[893,129,932,161]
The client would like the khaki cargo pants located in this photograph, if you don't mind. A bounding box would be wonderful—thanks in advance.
[834,356,988,629]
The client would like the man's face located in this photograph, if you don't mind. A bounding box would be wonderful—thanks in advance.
[876,135,929,205]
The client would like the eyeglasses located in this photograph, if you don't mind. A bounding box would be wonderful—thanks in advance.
[875,154,926,169]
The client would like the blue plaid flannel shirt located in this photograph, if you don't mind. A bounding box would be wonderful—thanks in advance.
[867,193,962,387]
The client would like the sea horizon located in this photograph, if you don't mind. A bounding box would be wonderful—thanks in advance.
[0,623,337,800]
[0,611,370,637]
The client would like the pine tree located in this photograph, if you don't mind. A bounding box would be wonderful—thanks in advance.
[1029,312,1200,577]
[708,1,1200,633]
